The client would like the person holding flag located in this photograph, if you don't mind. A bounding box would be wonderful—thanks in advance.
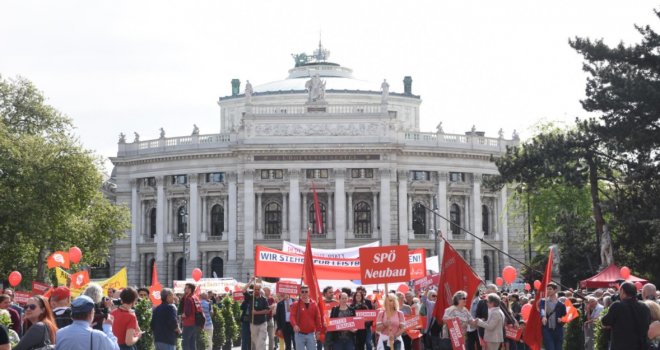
[290,285,322,350]
[539,283,566,350]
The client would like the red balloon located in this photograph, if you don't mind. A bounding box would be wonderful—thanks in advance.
[224,286,230,292]
[69,246,82,264]
[635,281,643,290]
[495,277,504,287]
[533,280,541,290]
[524,283,531,291]
[620,266,631,279]
[502,266,517,284]
[192,268,202,282]
[521,303,532,322]
[8,271,22,287]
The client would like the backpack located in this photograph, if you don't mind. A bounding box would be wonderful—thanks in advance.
[193,298,206,328]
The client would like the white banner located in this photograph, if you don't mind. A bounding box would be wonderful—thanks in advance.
[282,240,380,259]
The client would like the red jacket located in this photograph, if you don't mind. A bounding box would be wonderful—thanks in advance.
[290,299,322,334]
[182,295,199,327]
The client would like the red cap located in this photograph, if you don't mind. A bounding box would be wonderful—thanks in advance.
[50,286,71,301]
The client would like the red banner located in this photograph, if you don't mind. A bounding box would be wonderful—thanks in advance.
[255,245,426,280]
[276,281,300,297]
[31,281,51,296]
[360,245,410,284]
[413,273,440,292]
[355,309,378,322]
[403,315,427,331]
[326,317,365,331]
[447,317,466,350]
[505,325,523,341]
[14,291,30,305]
[232,291,244,301]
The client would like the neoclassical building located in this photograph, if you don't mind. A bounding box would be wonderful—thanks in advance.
[110,45,526,287]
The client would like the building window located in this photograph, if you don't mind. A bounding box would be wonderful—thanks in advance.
[143,177,156,187]
[149,208,157,238]
[261,170,283,180]
[412,171,429,181]
[351,169,374,178]
[211,257,224,278]
[483,255,491,281]
[171,175,188,185]
[177,206,188,234]
[354,202,371,236]
[306,169,328,179]
[265,202,282,237]
[176,258,184,280]
[450,203,461,236]
[308,203,327,235]
[482,205,490,235]
[449,172,465,182]
[412,202,426,235]
[211,205,224,237]
[146,258,155,286]
[206,172,224,183]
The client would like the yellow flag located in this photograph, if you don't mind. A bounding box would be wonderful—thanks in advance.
[69,267,129,298]
[55,267,70,286]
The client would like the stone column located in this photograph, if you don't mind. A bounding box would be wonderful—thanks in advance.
[328,193,334,234]
[302,192,308,233]
[398,170,409,245]
[130,180,138,275]
[407,194,413,232]
[500,186,509,265]
[200,196,206,234]
[223,196,229,234]
[372,192,378,238]
[167,198,173,238]
[243,169,255,260]
[289,170,301,244]
[347,191,354,237]
[282,193,288,234]
[334,169,346,248]
[156,176,166,282]
[472,174,483,276]
[139,253,145,287]
[228,172,237,261]
[380,169,391,245]
[201,251,207,277]
[188,174,199,274]
[166,252,172,286]
[437,172,448,239]
[256,192,263,239]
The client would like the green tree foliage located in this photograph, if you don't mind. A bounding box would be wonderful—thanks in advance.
[211,303,226,350]
[196,328,210,350]
[135,298,154,350]
[222,296,240,344]
[593,307,609,350]
[563,309,584,350]
[0,75,130,284]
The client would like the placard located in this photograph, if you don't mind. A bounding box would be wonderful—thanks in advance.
[505,324,523,341]
[31,281,51,296]
[276,281,300,297]
[447,317,466,350]
[232,291,244,301]
[14,291,31,305]
[325,316,365,331]
[403,315,426,331]
[359,245,410,284]
[413,274,440,292]
[355,309,378,322]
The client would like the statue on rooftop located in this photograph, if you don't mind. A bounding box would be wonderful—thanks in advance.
[471,125,477,135]
[381,79,389,102]
[133,132,140,143]
[245,80,253,103]
[436,122,444,134]
[159,128,165,139]
[498,128,504,139]
[192,124,199,135]
[305,73,326,103]
[118,132,126,144]
[512,129,520,140]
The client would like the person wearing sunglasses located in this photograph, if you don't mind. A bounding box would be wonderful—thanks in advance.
[289,285,322,350]
[13,295,58,350]
[441,291,475,341]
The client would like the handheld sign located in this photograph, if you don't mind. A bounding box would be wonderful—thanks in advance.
[276,281,300,297]
[359,245,410,285]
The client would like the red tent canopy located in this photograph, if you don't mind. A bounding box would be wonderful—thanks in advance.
[580,264,648,289]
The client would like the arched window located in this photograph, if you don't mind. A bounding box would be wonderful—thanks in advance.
[482,205,490,235]
[354,202,371,236]
[176,258,184,281]
[177,206,188,234]
[483,255,491,281]
[450,204,461,236]
[412,202,426,236]
[146,258,155,286]
[149,208,157,238]
[211,205,224,237]
[308,203,327,235]
[211,257,224,278]
[265,202,282,237]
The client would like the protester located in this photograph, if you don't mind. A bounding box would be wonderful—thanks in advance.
[151,288,181,350]
[263,287,276,350]
[0,295,21,336]
[644,300,660,348]
[3,289,24,333]
[327,292,356,350]
[475,293,505,350]
[540,282,567,350]
[442,290,475,340]
[13,295,57,350]
[83,283,111,331]
[583,296,604,350]
[643,283,658,301]
[601,281,651,350]
[240,297,252,350]
[275,292,296,350]
[649,320,660,346]
[0,310,9,350]
[475,284,498,343]
[200,292,214,350]
[420,289,442,350]
[55,295,119,350]
[181,283,200,350]
[111,287,142,350]
[137,288,149,300]
[321,286,336,350]
[244,279,270,350]
[290,285,322,350]
[352,289,373,350]
[50,286,73,329]
[375,293,405,350]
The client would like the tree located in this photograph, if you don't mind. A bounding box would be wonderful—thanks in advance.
[0,75,130,283]
[211,303,226,350]
[135,298,154,350]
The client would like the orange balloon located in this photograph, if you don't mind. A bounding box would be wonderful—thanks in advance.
[69,246,82,264]
[620,266,631,279]
[502,266,517,284]
[8,271,21,287]
[192,268,202,282]
[521,303,532,322]
[495,277,504,287]
[533,280,541,290]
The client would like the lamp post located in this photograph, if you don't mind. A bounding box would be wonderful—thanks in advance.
[178,200,189,277]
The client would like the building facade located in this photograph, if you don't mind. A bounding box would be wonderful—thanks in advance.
[110,46,525,287]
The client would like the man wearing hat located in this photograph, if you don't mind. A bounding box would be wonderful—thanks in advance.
[56,295,120,350]
[51,286,73,329]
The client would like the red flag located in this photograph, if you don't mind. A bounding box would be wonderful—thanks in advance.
[303,229,325,325]
[523,248,553,350]
[432,240,482,322]
[69,270,90,289]
[47,251,71,269]
[561,298,579,323]
[149,263,163,306]
[311,183,323,235]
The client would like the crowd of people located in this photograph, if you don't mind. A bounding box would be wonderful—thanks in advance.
[0,279,659,350]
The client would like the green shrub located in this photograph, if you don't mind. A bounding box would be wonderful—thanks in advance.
[197,328,210,350]
[212,303,226,350]
[594,307,609,350]
[563,309,584,350]
[223,296,240,343]
[135,298,155,350]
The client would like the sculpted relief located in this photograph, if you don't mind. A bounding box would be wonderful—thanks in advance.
[254,122,384,137]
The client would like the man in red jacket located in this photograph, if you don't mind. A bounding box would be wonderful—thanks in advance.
[290,285,322,350]
[182,283,199,350]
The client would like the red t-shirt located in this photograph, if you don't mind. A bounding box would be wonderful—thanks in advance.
[111,307,139,345]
